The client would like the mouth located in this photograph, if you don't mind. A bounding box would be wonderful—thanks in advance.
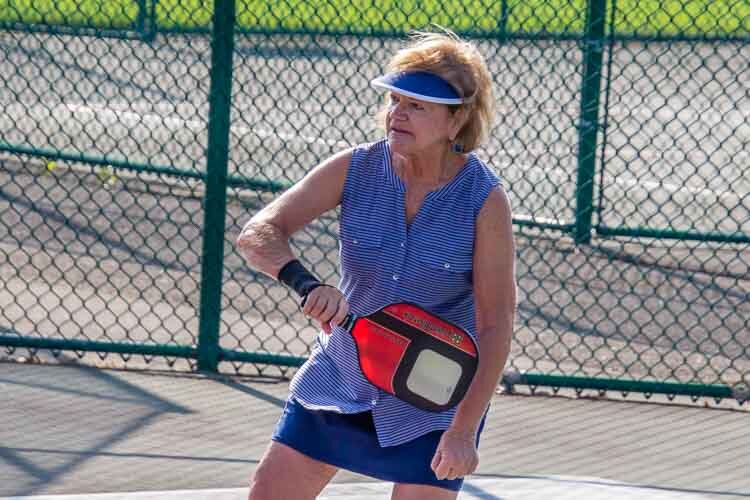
[389,126,412,136]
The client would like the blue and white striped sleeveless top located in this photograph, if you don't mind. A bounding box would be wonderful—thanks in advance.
[289,139,501,447]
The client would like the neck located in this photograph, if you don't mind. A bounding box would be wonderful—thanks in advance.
[399,145,464,186]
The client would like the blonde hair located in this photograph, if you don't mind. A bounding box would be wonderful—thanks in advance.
[378,28,494,152]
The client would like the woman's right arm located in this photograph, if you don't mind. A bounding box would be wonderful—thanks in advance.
[236,148,352,278]
[236,148,353,331]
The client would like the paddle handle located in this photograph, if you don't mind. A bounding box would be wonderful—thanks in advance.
[339,313,356,332]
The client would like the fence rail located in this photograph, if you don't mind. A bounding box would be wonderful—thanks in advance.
[1,0,748,401]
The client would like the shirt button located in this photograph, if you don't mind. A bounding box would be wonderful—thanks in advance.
[400,242,405,248]
[392,274,399,281]
[444,263,451,269]
[353,239,358,244]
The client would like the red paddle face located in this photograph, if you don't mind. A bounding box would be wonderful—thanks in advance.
[349,303,478,412]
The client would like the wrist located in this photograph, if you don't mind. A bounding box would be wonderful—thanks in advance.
[277,259,323,298]
[444,426,478,444]
[449,411,482,439]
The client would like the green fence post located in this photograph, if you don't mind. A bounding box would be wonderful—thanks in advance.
[136,0,145,33]
[197,0,236,372]
[498,0,509,42]
[142,0,157,42]
[135,0,156,41]
[574,0,607,244]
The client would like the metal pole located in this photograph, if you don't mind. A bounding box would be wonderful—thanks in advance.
[573,0,607,244]
[498,0,510,42]
[197,0,236,372]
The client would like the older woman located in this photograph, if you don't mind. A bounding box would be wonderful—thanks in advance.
[238,29,516,500]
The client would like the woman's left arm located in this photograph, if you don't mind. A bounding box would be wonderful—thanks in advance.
[431,185,517,480]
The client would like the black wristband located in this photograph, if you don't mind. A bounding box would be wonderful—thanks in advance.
[277,259,323,298]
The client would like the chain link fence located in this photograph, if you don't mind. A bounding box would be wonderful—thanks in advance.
[1,0,748,400]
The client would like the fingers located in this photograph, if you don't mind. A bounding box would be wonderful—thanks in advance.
[330,296,349,327]
[431,449,451,481]
[430,449,442,473]
[301,287,328,317]
[301,286,348,333]
[432,449,459,481]
[431,437,479,481]
[433,453,476,480]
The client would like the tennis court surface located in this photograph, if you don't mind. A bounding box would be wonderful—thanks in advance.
[1,361,748,499]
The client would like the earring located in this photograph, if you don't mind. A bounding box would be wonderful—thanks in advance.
[451,142,464,153]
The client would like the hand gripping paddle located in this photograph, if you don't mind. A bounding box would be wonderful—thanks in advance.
[338,302,478,412]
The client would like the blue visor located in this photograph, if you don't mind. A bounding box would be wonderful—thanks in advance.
[371,71,466,105]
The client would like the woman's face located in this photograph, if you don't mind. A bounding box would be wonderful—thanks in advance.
[385,92,458,156]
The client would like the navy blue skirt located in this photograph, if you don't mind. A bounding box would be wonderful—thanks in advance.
[271,398,485,491]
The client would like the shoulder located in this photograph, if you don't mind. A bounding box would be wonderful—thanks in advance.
[324,147,355,169]
[480,185,511,219]
[316,139,386,173]
[350,139,388,166]
[468,155,502,190]
[470,156,511,232]
[459,155,503,218]
[296,147,353,187]
[475,185,513,247]
[342,139,390,191]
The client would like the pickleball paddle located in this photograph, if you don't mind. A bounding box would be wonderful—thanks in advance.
[336,302,478,412]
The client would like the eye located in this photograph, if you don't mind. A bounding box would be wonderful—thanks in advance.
[410,102,424,110]
[389,94,400,104]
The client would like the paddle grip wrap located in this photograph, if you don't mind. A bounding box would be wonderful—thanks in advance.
[339,314,356,331]
[277,259,323,299]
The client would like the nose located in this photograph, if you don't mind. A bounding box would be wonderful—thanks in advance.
[390,101,407,121]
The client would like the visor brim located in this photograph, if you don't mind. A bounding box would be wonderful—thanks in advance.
[371,72,466,105]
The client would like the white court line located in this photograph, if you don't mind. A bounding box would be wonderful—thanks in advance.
[62,102,350,149]
[514,163,743,202]
[35,102,747,203]
[494,102,750,123]
[616,177,742,201]
[0,476,714,500]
